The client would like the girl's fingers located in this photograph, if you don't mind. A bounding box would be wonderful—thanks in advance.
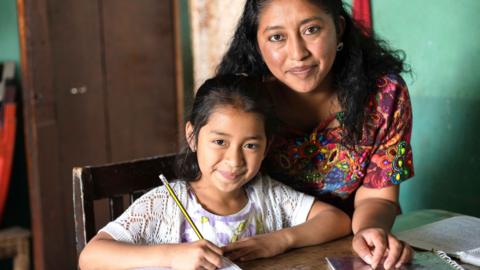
[395,243,414,268]
[202,246,224,268]
[205,241,224,256]
[200,257,219,270]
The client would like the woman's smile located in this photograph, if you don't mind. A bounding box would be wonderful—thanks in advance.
[286,64,318,79]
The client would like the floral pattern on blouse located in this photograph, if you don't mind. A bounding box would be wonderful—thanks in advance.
[264,74,414,204]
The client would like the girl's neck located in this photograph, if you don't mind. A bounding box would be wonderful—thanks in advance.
[189,181,248,216]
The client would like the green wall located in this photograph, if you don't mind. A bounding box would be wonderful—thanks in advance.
[0,0,20,65]
[366,1,480,216]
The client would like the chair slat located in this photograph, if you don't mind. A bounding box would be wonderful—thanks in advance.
[73,153,178,259]
[109,196,124,220]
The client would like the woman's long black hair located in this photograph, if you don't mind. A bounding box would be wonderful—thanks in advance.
[175,74,275,181]
[217,0,409,144]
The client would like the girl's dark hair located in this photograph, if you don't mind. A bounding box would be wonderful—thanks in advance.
[175,74,275,181]
[216,0,410,144]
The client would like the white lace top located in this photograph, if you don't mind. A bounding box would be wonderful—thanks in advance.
[100,174,315,245]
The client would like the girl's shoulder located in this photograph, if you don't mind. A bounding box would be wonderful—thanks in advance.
[247,173,301,195]
[135,179,188,202]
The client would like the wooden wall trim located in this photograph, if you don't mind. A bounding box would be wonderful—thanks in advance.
[16,0,52,268]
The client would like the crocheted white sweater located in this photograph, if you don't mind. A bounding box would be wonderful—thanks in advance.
[100,173,315,244]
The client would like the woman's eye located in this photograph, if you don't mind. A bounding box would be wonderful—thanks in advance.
[268,34,285,42]
[304,26,320,35]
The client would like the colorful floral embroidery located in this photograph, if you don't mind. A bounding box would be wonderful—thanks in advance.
[265,75,414,205]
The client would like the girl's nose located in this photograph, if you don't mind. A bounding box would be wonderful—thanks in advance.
[289,35,310,61]
[225,147,245,168]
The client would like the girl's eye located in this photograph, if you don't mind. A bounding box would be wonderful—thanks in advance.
[268,34,285,42]
[304,26,320,35]
[244,143,259,150]
[213,139,225,146]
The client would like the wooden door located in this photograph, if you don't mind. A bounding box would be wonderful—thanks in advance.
[16,0,183,269]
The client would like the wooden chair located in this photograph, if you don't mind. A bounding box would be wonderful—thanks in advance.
[72,153,178,258]
[0,227,30,270]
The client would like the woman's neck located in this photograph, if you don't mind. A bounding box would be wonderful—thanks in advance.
[271,80,341,132]
[189,181,248,216]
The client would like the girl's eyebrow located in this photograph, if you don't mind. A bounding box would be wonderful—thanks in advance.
[262,16,325,33]
[209,131,264,140]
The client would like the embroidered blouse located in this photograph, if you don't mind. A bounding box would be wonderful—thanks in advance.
[264,74,414,214]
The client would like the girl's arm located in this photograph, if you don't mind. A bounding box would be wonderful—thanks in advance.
[352,185,413,269]
[79,232,224,270]
[222,201,351,261]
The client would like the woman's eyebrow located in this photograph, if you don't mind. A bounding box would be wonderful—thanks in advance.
[262,16,325,33]
[263,25,283,33]
[300,16,325,26]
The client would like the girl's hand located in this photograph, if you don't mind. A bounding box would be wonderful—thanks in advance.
[222,232,289,261]
[352,227,413,269]
[170,240,224,270]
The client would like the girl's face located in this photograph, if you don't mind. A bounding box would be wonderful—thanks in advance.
[256,0,343,94]
[187,105,267,194]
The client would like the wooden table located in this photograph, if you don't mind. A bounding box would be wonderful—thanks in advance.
[237,209,473,270]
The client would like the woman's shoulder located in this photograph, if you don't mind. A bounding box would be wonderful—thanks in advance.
[375,74,408,95]
[369,74,411,114]
[374,74,411,100]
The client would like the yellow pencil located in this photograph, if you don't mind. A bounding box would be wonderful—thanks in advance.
[159,174,204,240]
[158,174,242,270]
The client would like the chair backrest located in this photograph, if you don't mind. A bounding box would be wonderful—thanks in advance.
[72,153,178,258]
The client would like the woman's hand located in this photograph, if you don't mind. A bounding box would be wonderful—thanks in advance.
[170,240,224,270]
[352,227,413,269]
[222,232,289,261]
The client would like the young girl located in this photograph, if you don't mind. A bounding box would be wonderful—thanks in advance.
[79,75,351,270]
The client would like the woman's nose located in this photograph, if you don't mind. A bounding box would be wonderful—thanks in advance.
[289,35,310,61]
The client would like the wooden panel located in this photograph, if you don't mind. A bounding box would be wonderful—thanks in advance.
[18,0,109,268]
[101,0,180,161]
[17,0,61,268]
[47,0,109,269]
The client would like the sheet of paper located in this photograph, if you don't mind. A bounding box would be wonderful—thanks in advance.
[130,257,242,270]
[395,215,480,254]
[325,252,457,270]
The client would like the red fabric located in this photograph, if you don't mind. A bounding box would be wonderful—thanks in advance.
[0,102,16,222]
[353,0,372,34]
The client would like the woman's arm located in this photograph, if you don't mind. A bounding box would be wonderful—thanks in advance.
[79,232,224,270]
[352,185,413,269]
[223,201,351,261]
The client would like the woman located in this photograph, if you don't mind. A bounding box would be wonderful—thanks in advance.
[217,0,414,269]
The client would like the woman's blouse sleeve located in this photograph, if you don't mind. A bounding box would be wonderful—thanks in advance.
[362,75,414,188]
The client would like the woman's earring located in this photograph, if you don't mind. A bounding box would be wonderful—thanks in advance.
[336,42,344,52]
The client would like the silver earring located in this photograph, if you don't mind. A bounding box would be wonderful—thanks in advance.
[336,42,344,52]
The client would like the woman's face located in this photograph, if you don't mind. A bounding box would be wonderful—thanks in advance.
[256,0,343,94]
